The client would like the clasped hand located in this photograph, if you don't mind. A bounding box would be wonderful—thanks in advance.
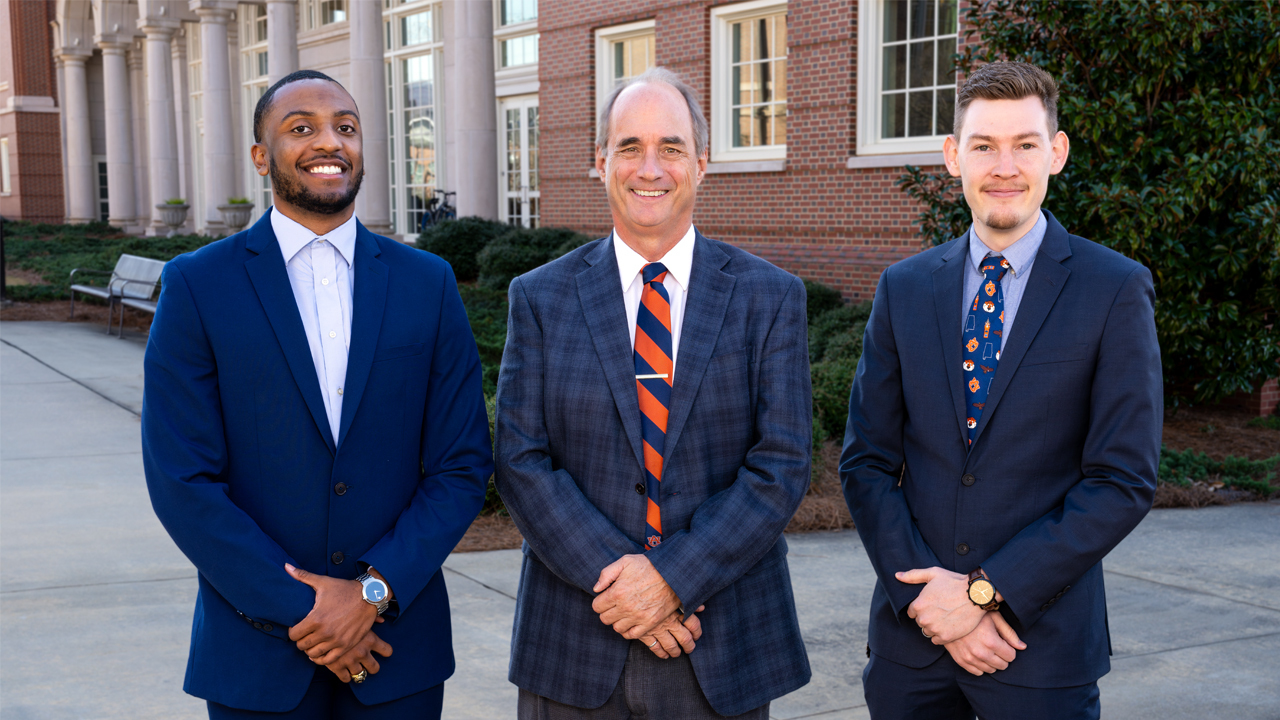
[897,566,1025,676]
[285,564,393,682]
[592,554,703,659]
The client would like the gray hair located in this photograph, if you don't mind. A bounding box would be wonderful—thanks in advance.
[596,67,709,157]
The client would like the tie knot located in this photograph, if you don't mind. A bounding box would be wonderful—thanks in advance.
[642,262,669,285]
[980,255,1010,280]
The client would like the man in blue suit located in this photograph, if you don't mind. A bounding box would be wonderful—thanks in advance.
[494,67,812,718]
[841,62,1162,719]
[142,70,493,718]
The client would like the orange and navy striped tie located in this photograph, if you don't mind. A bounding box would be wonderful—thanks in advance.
[634,262,672,550]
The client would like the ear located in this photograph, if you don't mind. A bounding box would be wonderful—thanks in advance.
[942,134,962,178]
[1049,131,1070,175]
[694,149,708,186]
[251,143,270,177]
[595,146,607,185]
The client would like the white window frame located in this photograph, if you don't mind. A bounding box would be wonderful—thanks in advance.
[710,0,788,163]
[240,4,271,225]
[383,0,444,236]
[855,0,957,157]
[594,19,656,118]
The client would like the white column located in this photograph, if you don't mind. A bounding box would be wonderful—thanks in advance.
[99,43,137,225]
[129,45,153,228]
[226,16,244,201]
[349,0,391,234]
[60,52,97,224]
[444,0,498,220]
[172,26,193,210]
[266,0,298,85]
[196,7,234,231]
[143,23,180,233]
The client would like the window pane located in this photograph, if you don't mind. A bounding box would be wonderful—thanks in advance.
[506,109,521,192]
[936,37,956,85]
[321,0,345,25]
[935,88,954,135]
[257,51,268,79]
[774,58,787,101]
[528,105,539,190]
[732,21,743,64]
[500,0,537,26]
[883,44,907,90]
[882,93,905,138]
[939,0,958,34]
[401,11,432,47]
[614,42,625,80]
[501,34,538,67]
[883,0,908,43]
[909,0,935,39]
[403,56,434,109]
[909,40,933,88]
[771,106,786,146]
[908,89,933,136]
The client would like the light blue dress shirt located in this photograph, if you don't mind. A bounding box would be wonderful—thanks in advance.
[271,207,357,442]
[962,210,1047,352]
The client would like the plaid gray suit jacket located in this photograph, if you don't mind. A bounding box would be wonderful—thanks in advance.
[494,232,813,715]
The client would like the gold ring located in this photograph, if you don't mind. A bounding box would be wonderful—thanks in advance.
[351,668,368,683]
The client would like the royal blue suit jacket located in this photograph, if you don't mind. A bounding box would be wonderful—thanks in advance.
[841,210,1163,688]
[141,211,493,711]
[493,234,813,715]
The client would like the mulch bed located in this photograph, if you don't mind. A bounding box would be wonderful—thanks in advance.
[3,300,1275,551]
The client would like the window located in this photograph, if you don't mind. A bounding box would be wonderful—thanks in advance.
[500,34,538,68]
[241,8,271,221]
[253,4,267,43]
[499,0,536,26]
[594,20,656,116]
[856,0,958,156]
[500,96,539,228]
[384,2,443,234]
[495,0,537,72]
[96,158,110,222]
[710,1,788,162]
[320,0,346,25]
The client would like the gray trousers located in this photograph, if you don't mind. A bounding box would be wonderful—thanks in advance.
[517,640,770,720]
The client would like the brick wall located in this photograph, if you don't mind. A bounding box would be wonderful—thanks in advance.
[1,0,64,223]
[539,0,938,302]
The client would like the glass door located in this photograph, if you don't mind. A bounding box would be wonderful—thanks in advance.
[500,95,539,228]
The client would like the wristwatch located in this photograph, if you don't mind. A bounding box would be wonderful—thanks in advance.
[357,572,391,615]
[967,568,1000,611]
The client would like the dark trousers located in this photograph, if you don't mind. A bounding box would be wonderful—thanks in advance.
[863,651,1100,720]
[207,669,444,720]
[518,640,769,720]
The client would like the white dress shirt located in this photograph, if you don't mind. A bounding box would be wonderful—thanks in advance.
[614,224,696,379]
[271,207,357,442]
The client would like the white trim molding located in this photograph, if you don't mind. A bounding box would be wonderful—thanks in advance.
[709,0,788,163]
[846,151,944,169]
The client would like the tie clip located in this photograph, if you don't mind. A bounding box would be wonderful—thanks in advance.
[635,373,669,380]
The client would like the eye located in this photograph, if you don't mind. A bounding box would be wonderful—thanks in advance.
[292,125,312,135]
[975,144,991,152]
[339,124,356,133]
[1020,143,1035,150]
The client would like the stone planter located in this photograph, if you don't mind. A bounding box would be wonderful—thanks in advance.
[218,203,255,234]
[155,203,189,238]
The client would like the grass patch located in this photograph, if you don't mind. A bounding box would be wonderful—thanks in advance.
[1157,445,1279,497]
[1246,414,1280,431]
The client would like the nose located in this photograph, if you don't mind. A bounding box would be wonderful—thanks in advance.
[992,147,1017,177]
[637,145,663,180]
[311,124,343,153]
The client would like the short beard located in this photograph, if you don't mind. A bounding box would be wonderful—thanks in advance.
[983,209,1023,231]
[269,153,363,215]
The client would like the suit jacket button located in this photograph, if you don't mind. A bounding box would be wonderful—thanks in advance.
[956,543,970,555]
[1041,603,1051,612]
[635,483,646,495]
[253,622,262,629]
[334,482,348,496]
[331,551,344,565]
[263,624,273,632]
[961,474,976,486]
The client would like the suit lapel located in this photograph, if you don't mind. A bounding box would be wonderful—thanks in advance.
[662,234,734,467]
[244,211,336,454]
[336,223,388,450]
[971,212,1073,445]
[932,235,971,444]
[577,240,646,471]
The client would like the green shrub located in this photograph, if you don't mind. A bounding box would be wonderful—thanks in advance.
[1246,414,1280,431]
[417,216,510,282]
[476,226,593,291]
[807,292,873,442]
[809,302,872,365]
[1158,446,1278,497]
[803,279,844,326]
[458,284,509,395]
[898,0,1280,406]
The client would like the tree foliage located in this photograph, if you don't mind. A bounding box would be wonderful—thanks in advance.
[898,0,1280,405]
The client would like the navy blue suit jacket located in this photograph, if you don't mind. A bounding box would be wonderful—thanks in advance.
[141,211,493,711]
[493,234,812,715]
[841,210,1162,688]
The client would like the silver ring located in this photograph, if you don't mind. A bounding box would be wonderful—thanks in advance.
[647,639,659,648]
[922,628,931,639]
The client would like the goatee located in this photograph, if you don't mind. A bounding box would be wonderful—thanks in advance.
[270,154,363,215]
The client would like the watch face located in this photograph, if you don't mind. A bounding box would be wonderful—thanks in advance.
[364,579,387,603]
[969,579,995,605]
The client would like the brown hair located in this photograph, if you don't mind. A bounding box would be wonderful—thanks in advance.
[954,61,1059,137]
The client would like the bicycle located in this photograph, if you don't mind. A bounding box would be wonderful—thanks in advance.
[420,190,458,232]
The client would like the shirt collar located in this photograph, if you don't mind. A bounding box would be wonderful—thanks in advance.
[968,210,1046,278]
[271,206,358,267]
[613,224,697,292]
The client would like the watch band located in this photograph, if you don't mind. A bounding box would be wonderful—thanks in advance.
[967,568,1001,612]
[357,572,391,615]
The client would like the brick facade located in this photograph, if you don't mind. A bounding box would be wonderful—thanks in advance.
[539,0,938,302]
[0,0,64,223]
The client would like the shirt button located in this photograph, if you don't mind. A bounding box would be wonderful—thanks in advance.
[331,551,344,565]
[635,483,646,495]
[337,387,343,395]
[329,331,337,338]
[322,278,329,285]
[957,543,970,555]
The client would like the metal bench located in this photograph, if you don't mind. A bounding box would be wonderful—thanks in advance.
[69,254,166,337]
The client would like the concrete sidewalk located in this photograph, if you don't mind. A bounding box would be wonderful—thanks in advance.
[2,320,1278,719]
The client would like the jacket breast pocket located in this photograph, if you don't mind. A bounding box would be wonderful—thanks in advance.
[1020,342,1089,367]
[373,342,425,363]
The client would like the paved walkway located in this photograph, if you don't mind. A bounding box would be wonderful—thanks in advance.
[2,320,1278,719]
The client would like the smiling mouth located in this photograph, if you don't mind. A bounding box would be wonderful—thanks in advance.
[632,189,668,197]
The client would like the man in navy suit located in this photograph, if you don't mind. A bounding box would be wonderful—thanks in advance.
[841,62,1162,719]
[142,70,493,718]
[494,67,812,718]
